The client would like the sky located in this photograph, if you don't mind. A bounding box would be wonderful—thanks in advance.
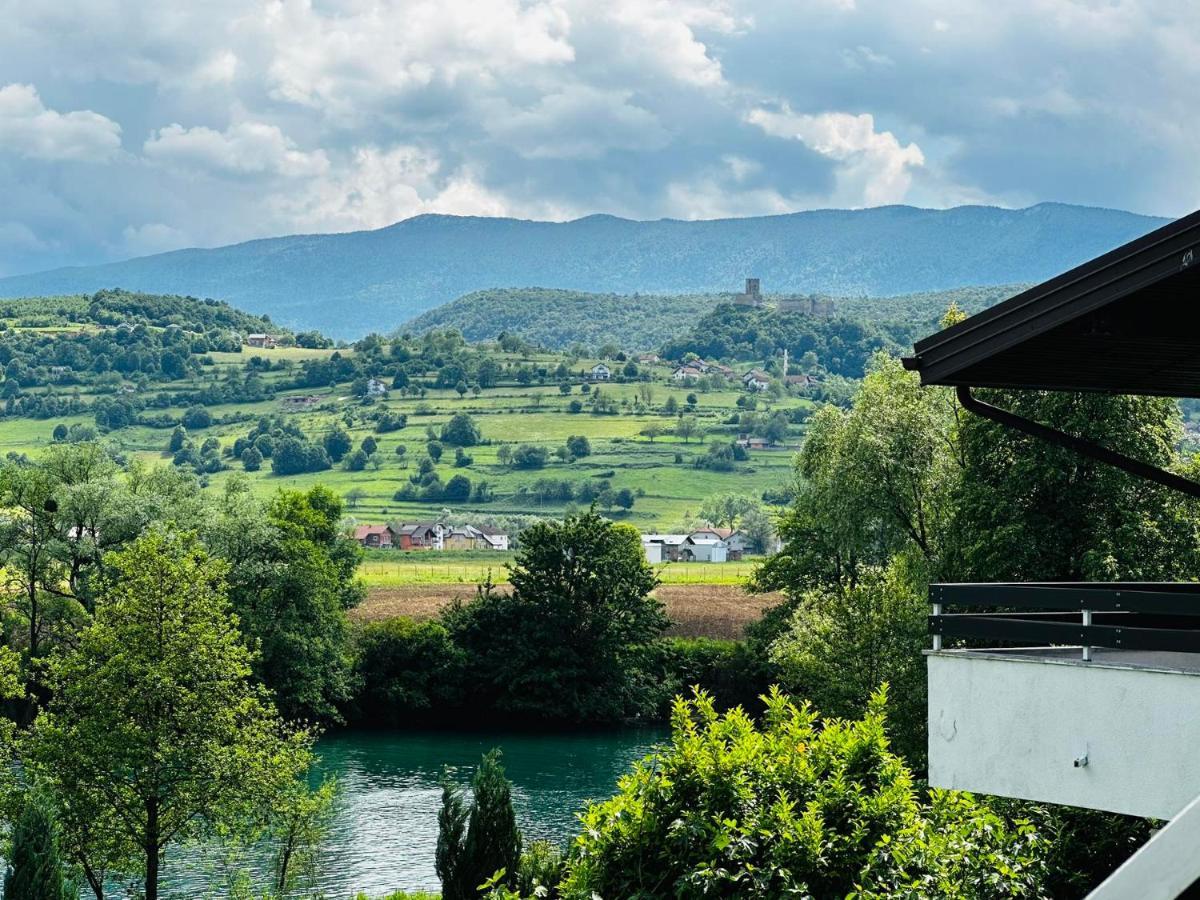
[0,0,1196,276]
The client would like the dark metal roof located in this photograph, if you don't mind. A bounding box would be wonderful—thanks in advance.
[902,208,1200,397]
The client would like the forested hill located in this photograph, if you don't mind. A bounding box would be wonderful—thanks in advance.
[0,203,1166,339]
[404,284,1026,352]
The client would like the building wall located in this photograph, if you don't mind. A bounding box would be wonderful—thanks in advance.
[928,650,1200,819]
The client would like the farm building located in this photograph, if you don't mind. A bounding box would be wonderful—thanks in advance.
[247,333,277,349]
[689,527,748,560]
[390,522,508,551]
[642,531,733,563]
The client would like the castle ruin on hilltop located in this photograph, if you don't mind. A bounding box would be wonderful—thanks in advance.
[732,278,833,316]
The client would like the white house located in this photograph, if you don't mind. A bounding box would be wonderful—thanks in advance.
[590,363,612,380]
[366,377,388,397]
[742,369,771,391]
[681,537,728,563]
[690,527,748,559]
[672,365,704,382]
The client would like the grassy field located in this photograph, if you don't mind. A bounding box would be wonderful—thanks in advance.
[3,336,808,530]
[359,551,759,585]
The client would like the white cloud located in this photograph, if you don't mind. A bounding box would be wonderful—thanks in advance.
[144,121,329,177]
[747,105,925,206]
[271,145,512,233]
[0,84,121,161]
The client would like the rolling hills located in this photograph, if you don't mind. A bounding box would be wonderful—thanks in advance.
[0,203,1167,339]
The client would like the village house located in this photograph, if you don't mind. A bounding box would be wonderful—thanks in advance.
[637,353,661,365]
[689,527,748,560]
[391,522,508,551]
[710,362,736,378]
[589,363,612,380]
[742,369,772,391]
[785,374,814,389]
[353,524,396,550]
[247,333,278,349]
[672,365,704,382]
[736,434,771,451]
[366,377,388,397]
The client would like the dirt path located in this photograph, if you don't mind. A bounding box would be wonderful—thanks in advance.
[353,583,785,639]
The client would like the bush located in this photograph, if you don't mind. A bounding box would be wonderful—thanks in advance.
[565,435,591,458]
[511,445,548,469]
[2,793,76,900]
[181,405,212,430]
[240,446,263,471]
[560,688,1047,898]
[323,427,352,462]
[444,474,472,502]
[439,751,522,900]
[344,449,369,471]
[375,411,408,433]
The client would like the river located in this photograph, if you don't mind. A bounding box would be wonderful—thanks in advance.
[155,727,666,899]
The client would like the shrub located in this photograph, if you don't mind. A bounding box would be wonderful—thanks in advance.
[560,688,1046,898]
[511,444,548,469]
[564,435,590,458]
[181,405,212,430]
[323,427,352,462]
[2,793,76,900]
[444,474,472,502]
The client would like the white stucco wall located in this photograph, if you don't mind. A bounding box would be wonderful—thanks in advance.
[928,650,1200,819]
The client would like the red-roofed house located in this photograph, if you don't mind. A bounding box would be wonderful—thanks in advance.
[353,524,397,550]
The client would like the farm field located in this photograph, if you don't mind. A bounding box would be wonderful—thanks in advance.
[352,582,782,640]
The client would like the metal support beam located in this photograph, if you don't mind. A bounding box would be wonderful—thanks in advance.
[956,385,1200,500]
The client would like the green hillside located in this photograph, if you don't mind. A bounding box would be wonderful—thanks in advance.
[405,284,1027,353]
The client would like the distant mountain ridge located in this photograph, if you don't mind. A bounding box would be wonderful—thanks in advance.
[0,203,1168,339]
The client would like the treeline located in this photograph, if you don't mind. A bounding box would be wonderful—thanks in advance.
[660,303,900,376]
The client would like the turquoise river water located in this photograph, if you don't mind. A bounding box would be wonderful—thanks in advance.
[152,727,666,899]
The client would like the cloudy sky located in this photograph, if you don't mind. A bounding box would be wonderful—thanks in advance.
[0,0,1195,275]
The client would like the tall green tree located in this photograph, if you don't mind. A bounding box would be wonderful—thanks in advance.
[437,776,470,900]
[24,530,313,900]
[3,793,76,900]
[205,482,363,722]
[438,751,523,899]
[444,511,667,721]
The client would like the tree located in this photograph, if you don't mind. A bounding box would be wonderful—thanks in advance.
[675,416,698,443]
[699,492,757,530]
[344,487,366,509]
[444,474,472,502]
[613,487,635,510]
[510,445,548,470]
[361,435,378,455]
[181,405,211,430]
[444,512,667,720]
[437,777,471,900]
[462,750,522,894]
[323,427,352,463]
[769,561,928,762]
[427,440,444,462]
[240,446,263,471]
[441,413,482,447]
[25,530,313,900]
[639,423,665,442]
[560,688,1046,898]
[51,424,69,443]
[204,484,361,722]
[3,793,76,900]
[565,435,591,458]
[497,445,513,468]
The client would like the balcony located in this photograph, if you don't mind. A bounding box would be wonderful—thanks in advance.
[927,582,1200,820]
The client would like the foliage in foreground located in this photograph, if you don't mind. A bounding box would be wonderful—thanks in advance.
[2,792,76,899]
[438,750,522,900]
[559,688,1046,899]
[22,530,315,900]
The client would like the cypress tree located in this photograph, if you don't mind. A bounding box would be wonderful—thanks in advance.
[462,749,522,893]
[436,775,470,900]
[3,794,75,900]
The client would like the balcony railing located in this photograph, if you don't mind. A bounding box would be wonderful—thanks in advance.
[929,582,1200,660]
